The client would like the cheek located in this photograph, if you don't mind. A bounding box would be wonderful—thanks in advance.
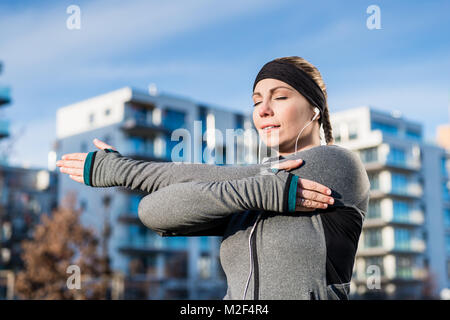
[279,104,301,131]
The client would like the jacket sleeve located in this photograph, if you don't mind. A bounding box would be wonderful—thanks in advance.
[136,168,298,237]
[84,149,280,193]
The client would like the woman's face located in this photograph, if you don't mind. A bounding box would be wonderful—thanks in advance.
[252,78,315,153]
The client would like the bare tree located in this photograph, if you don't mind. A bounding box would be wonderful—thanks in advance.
[15,191,110,299]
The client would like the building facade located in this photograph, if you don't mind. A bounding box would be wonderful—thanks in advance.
[331,106,449,299]
[55,86,257,299]
[0,63,59,299]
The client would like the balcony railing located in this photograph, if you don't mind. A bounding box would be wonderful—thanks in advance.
[357,238,425,256]
[364,210,424,227]
[121,117,170,137]
[0,119,9,138]
[393,238,425,253]
[363,154,421,172]
[395,267,427,280]
[0,86,11,105]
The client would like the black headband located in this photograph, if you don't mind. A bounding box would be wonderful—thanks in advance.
[253,59,326,124]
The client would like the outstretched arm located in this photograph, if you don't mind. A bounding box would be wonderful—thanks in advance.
[56,139,335,211]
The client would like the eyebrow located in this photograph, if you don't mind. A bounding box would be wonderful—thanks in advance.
[252,86,294,97]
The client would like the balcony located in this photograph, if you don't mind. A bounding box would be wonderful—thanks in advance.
[392,238,426,253]
[369,184,423,200]
[363,210,424,228]
[385,157,421,172]
[0,119,9,138]
[363,155,421,173]
[394,267,427,281]
[0,86,11,106]
[357,238,425,256]
[121,117,171,138]
[352,267,427,283]
[117,213,141,225]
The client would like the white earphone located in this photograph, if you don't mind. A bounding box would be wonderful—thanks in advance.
[294,107,320,153]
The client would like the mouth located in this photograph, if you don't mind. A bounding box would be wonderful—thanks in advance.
[261,125,280,133]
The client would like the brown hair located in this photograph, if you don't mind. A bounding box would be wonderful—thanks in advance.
[273,56,334,145]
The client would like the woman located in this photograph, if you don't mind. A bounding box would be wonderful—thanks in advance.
[56,56,370,300]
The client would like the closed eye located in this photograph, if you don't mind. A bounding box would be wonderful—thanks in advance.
[253,97,287,107]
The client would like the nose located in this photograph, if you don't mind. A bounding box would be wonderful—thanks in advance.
[257,99,274,118]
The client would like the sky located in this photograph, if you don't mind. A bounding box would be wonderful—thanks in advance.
[0,0,449,169]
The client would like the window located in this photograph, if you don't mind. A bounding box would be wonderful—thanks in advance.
[447,260,450,279]
[444,209,450,228]
[368,200,381,219]
[364,229,382,248]
[446,235,450,255]
[396,257,413,278]
[368,172,379,190]
[105,108,111,116]
[89,113,95,124]
[130,136,147,154]
[443,181,450,202]
[130,195,142,214]
[163,108,186,131]
[130,105,148,124]
[360,147,378,163]
[391,173,408,194]
[442,157,449,177]
[406,129,421,141]
[80,141,87,153]
[235,114,245,130]
[388,147,406,166]
[349,123,358,140]
[371,120,398,136]
[165,236,188,250]
[200,237,210,251]
[394,228,411,250]
[392,200,410,222]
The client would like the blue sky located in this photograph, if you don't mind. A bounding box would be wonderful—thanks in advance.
[0,0,449,169]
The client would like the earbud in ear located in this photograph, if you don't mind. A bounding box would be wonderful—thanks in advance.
[312,107,320,121]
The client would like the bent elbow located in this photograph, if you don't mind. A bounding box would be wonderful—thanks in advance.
[137,194,166,234]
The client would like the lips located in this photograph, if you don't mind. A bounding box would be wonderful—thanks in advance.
[261,124,280,132]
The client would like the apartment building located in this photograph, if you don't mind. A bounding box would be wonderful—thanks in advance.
[0,62,60,300]
[55,86,256,299]
[330,106,449,299]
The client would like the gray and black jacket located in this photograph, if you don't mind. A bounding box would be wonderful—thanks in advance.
[83,144,370,300]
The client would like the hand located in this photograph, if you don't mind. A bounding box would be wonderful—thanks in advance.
[56,138,117,184]
[271,159,334,212]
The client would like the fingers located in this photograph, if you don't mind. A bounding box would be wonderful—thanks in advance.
[297,188,334,207]
[296,197,329,210]
[93,138,116,151]
[59,167,83,176]
[69,175,84,183]
[298,177,332,196]
[271,159,303,171]
[56,157,85,184]
[61,153,87,161]
[56,160,84,168]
